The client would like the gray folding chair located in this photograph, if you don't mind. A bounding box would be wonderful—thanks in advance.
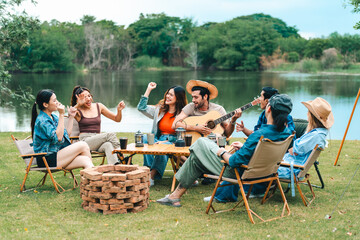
[279,145,323,206]
[204,134,294,224]
[12,135,78,193]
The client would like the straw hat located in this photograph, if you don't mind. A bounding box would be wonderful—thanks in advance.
[186,80,218,100]
[302,97,334,129]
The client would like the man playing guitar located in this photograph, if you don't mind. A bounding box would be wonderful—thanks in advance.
[172,80,242,139]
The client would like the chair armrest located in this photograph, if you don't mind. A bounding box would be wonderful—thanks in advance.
[20,152,47,158]
[280,162,305,169]
[70,136,80,140]
[221,160,248,169]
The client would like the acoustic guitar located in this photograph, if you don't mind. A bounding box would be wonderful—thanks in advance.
[183,97,260,144]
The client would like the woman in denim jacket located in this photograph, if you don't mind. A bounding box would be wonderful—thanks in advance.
[31,89,94,169]
[137,82,187,186]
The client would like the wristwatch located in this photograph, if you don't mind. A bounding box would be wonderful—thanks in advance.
[219,150,227,159]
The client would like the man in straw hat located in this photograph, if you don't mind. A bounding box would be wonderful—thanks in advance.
[278,97,334,179]
[157,94,293,207]
[172,80,241,138]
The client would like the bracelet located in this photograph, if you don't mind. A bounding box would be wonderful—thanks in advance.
[219,150,227,159]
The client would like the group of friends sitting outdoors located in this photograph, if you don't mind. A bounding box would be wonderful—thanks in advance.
[31,80,334,207]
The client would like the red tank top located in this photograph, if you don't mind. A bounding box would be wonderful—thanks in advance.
[78,103,101,133]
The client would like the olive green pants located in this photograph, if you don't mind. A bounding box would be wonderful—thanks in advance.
[79,132,120,164]
[175,138,236,189]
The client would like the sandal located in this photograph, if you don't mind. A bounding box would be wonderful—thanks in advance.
[156,194,181,207]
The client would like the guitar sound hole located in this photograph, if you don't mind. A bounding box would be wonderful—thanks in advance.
[207,121,216,129]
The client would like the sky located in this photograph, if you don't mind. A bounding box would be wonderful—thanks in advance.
[14,0,360,39]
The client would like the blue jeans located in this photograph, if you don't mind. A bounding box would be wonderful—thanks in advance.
[143,134,175,180]
[214,181,268,202]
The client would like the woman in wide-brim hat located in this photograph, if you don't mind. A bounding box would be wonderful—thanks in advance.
[278,97,334,179]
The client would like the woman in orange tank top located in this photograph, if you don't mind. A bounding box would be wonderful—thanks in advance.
[138,82,187,186]
[71,86,126,165]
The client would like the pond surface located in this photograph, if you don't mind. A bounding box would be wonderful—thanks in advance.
[1,70,360,140]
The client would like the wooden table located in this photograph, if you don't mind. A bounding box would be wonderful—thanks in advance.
[113,143,190,192]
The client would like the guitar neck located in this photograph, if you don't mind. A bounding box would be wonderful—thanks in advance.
[213,102,254,125]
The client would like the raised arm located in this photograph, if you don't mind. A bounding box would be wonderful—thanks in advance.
[101,102,125,122]
[223,108,242,138]
[65,106,77,136]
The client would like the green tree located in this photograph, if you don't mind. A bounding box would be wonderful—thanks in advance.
[304,38,330,59]
[0,0,39,107]
[17,21,76,72]
[128,13,194,65]
[347,0,360,29]
[193,19,281,70]
[276,37,307,57]
[236,13,300,38]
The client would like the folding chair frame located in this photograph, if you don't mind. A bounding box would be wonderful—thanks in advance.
[279,146,322,206]
[12,135,78,193]
[204,135,293,224]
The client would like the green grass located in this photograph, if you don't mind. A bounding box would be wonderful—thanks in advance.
[1,132,359,239]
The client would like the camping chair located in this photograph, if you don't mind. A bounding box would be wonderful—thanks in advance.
[11,135,78,193]
[279,145,323,206]
[204,134,294,224]
[293,118,324,189]
[64,116,106,165]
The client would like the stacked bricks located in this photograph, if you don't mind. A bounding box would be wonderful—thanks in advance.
[80,164,150,215]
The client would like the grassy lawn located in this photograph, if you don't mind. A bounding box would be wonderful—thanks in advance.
[1,132,359,239]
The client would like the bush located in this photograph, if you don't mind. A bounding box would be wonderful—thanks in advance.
[321,48,338,69]
[134,55,163,69]
[287,52,299,62]
[297,59,321,73]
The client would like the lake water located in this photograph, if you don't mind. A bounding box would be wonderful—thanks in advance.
[1,70,360,140]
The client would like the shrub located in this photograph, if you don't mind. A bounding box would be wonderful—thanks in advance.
[321,48,338,69]
[297,59,321,73]
[287,52,300,62]
[134,55,163,69]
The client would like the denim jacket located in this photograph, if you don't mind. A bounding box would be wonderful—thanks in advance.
[33,111,71,153]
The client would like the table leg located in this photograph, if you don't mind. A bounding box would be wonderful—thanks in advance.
[169,155,180,192]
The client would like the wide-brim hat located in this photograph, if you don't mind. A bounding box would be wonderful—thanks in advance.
[186,80,218,100]
[302,97,334,129]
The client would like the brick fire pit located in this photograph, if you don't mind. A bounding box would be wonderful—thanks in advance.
[80,165,150,215]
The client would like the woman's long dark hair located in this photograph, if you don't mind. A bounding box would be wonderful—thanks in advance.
[71,85,92,107]
[158,86,188,118]
[271,108,289,132]
[31,89,54,137]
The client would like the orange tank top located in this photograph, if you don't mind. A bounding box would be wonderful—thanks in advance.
[158,112,176,135]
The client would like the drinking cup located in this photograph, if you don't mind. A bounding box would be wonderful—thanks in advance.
[119,137,128,149]
[185,134,192,147]
[147,134,155,145]
[218,136,226,148]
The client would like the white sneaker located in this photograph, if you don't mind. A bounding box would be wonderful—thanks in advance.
[150,179,154,187]
[203,196,220,203]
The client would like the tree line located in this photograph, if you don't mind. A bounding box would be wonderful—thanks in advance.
[2,13,359,73]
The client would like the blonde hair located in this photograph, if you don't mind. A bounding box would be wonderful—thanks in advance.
[306,111,325,133]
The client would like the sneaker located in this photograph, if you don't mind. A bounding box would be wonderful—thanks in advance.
[192,180,199,187]
[203,196,220,203]
[150,178,154,187]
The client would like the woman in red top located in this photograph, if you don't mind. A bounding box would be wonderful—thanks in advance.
[71,86,126,165]
[138,82,187,186]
